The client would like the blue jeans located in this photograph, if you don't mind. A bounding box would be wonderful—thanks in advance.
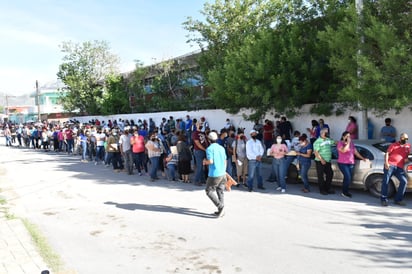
[299,161,311,190]
[66,139,74,154]
[95,146,105,162]
[381,165,407,202]
[226,158,233,177]
[167,163,177,180]
[247,160,263,190]
[149,156,160,179]
[81,141,87,160]
[272,157,286,189]
[338,163,354,194]
[194,150,206,183]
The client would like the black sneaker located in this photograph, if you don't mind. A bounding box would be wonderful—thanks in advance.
[341,192,352,198]
[257,186,266,190]
[216,207,225,218]
[320,191,328,195]
[381,200,388,207]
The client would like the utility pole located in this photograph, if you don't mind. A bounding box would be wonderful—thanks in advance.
[36,80,41,122]
[355,0,368,139]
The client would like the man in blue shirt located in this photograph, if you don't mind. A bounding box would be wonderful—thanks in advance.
[203,131,227,218]
[380,118,396,143]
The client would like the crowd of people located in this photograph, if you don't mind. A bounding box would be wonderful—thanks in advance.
[1,114,409,213]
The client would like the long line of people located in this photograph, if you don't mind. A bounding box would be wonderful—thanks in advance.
[2,115,408,206]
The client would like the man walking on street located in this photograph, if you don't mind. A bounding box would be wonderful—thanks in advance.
[313,128,335,195]
[381,133,410,206]
[203,131,227,218]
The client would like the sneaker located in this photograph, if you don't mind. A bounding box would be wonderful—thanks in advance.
[327,189,336,194]
[95,162,98,165]
[341,192,352,198]
[394,200,407,206]
[281,189,286,193]
[301,188,310,193]
[381,200,388,207]
[276,187,282,191]
[258,186,266,190]
[138,173,142,176]
[216,207,225,218]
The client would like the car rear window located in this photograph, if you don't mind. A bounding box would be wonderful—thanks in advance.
[373,142,391,152]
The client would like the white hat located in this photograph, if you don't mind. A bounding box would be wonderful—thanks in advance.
[208,132,218,141]
[250,129,258,135]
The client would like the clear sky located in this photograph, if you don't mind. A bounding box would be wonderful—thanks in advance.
[0,0,206,95]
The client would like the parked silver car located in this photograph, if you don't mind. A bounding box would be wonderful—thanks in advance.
[287,140,412,198]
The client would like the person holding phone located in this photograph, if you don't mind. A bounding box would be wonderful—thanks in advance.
[337,131,368,198]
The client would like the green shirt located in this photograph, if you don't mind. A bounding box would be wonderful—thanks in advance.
[313,137,334,162]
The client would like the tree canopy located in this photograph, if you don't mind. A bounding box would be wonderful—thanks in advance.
[184,0,412,118]
[57,40,120,115]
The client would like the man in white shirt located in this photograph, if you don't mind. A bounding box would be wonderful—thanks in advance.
[246,129,265,192]
[119,128,133,175]
[94,127,106,164]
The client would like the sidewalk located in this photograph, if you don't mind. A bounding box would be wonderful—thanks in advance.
[0,157,49,273]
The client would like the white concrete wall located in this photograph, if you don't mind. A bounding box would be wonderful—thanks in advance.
[70,105,412,141]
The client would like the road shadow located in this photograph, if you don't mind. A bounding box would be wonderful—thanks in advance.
[104,201,216,219]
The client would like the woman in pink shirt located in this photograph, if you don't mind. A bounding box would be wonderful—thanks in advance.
[345,116,358,139]
[337,131,367,198]
[269,135,289,192]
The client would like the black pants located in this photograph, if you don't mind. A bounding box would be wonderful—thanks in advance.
[315,161,333,192]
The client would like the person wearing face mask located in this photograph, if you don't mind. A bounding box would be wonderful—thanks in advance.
[337,131,368,198]
[106,128,123,172]
[313,128,336,195]
[269,135,289,192]
[296,134,313,193]
[246,129,265,192]
[145,133,162,182]
[232,129,248,186]
[380,133,410,206]
[131,128,147,176]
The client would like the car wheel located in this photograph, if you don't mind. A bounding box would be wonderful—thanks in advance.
[287,163,299,184]
[366,174,395,198]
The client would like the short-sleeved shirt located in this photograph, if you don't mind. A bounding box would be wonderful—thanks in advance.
[206,143,227,177]
[380,126,396,142]
[313,137,334,162]
[337,141,356,164]
[192,130,209,151]
[387,142,411,168]
[298,143,313,164]
[131,135,145,153]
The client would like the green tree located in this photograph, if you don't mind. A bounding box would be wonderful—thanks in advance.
[319,0,412,115]
[57,40,120,115]
[100,74,129,115]
[126,60,149,113]
[184,0,348,119]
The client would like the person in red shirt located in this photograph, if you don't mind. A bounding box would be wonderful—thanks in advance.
[381,133,410,206]
[263,119,274,151]
[131,128,147,175]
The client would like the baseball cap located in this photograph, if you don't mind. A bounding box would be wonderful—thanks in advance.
[208,132,218,141]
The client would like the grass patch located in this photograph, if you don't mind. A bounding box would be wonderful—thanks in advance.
[21,218,63,272]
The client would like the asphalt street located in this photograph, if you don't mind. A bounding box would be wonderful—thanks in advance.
[1,142,411,274]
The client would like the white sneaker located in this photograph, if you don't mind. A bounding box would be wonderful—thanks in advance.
[276,187,282,191]
[281,189,286,193]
